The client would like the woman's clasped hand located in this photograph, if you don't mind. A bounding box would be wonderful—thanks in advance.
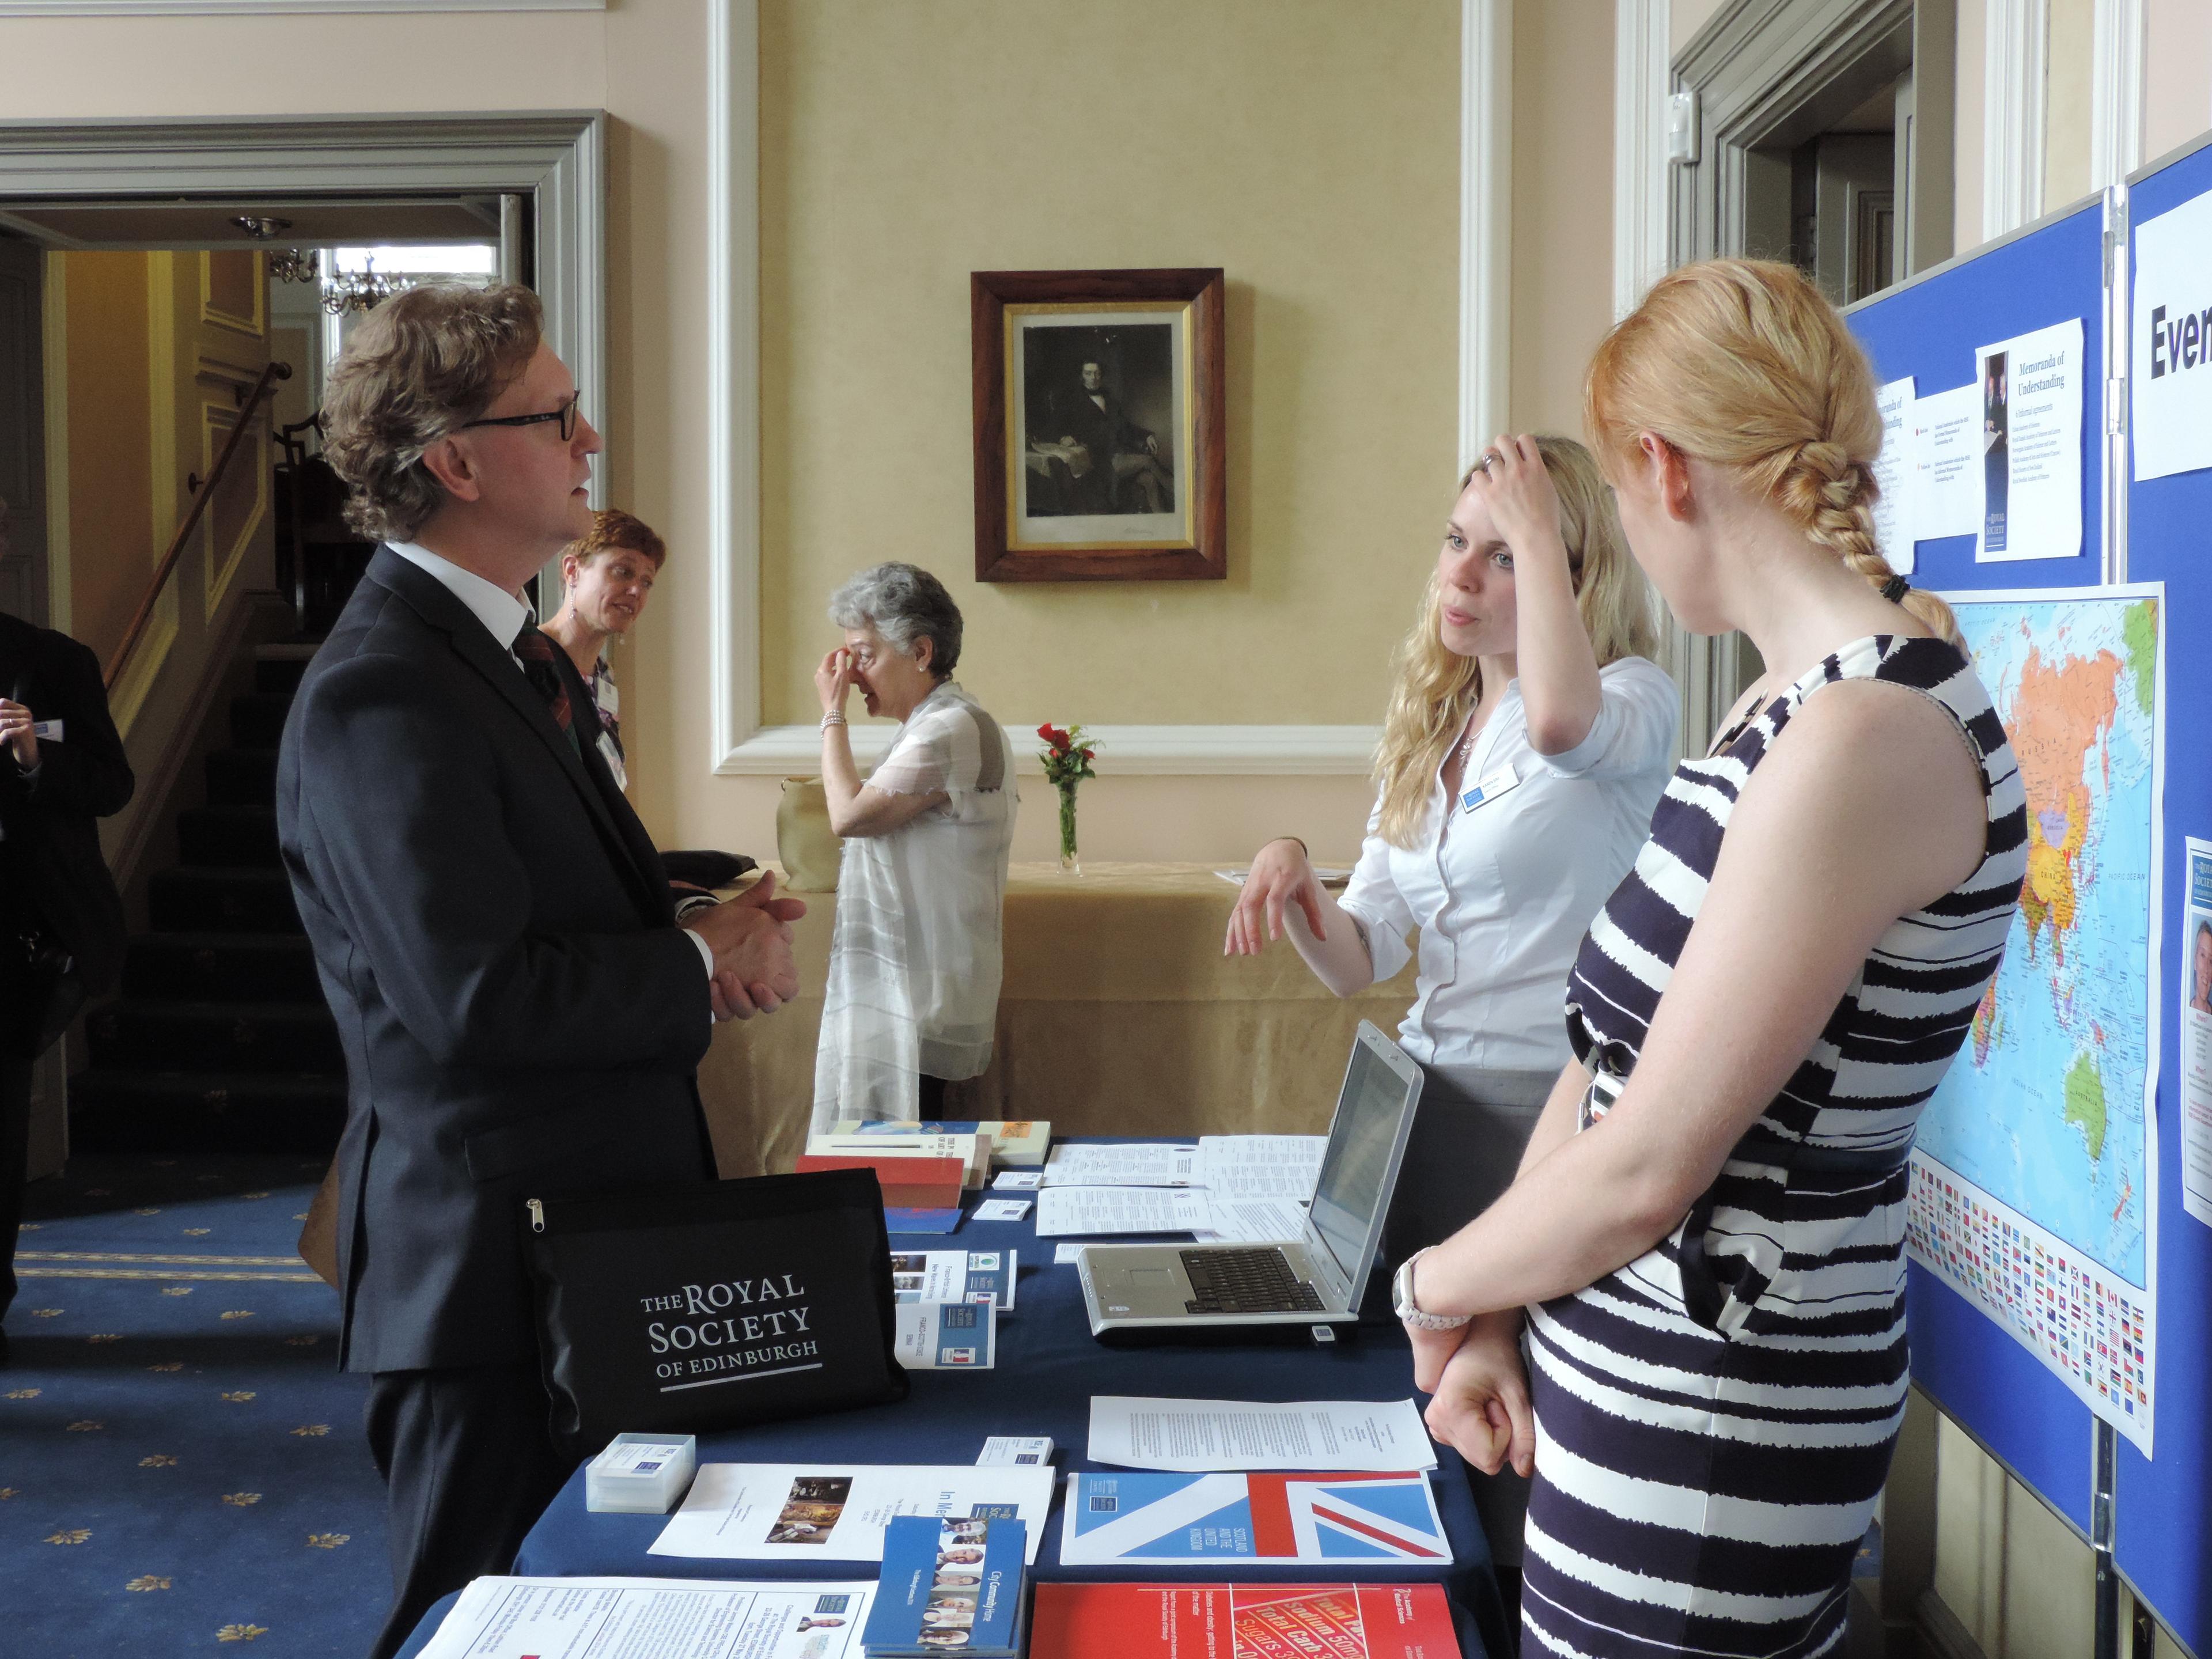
[1416,1310,1537,1480]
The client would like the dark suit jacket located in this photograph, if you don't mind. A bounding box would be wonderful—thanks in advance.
[276,547,716,1374]
[0,611,134,998]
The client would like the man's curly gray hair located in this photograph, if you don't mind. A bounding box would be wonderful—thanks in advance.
[826,563,964,680]
[320,282,543,543]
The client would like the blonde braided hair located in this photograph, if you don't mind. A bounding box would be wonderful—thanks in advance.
[1585,258,1957,644]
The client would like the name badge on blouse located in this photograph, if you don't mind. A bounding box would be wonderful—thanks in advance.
[1460,759,1521,815]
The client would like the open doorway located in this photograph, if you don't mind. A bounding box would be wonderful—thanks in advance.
[1667,0,1957,747]
[0,113,604,1178]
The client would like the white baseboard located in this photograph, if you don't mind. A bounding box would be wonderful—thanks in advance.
[713,724,1382,778]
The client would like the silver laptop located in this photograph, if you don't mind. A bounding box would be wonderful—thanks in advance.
[1076,1022,1423,1342]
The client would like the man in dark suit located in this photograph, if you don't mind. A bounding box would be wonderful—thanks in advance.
[278,283,805,1659]
[1042,359,1171,513]
[0,594,134,1364]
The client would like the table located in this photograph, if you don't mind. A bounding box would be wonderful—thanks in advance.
[394,1188,1506,1659]
[699,863,1418,1179]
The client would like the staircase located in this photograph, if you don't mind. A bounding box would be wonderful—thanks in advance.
[70,643,347,1155]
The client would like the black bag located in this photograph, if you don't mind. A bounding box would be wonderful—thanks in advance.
[524,1169,909,1457]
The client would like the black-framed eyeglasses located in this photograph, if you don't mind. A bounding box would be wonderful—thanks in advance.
[459,389,582,443]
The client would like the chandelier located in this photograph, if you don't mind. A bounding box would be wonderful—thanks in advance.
[321,256,415,317]
[230,216,319,286]
[268,248,319,285]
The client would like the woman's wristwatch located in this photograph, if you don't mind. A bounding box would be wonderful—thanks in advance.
[1391,1248,1472,1330]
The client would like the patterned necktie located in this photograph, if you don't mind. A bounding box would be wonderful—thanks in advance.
[512,626,579,753]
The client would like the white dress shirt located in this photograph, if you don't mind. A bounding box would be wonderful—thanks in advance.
[1337,655,1679,1073]
[387,540,713,983]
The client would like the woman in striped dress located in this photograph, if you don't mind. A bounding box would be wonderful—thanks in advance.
[1389,259,2027,1655]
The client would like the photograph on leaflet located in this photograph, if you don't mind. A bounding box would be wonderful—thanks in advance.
[766,1476,855,1546]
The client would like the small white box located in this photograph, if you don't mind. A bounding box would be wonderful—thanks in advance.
[584,1433,698,1514]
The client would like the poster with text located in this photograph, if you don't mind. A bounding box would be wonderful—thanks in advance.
[2133,187,2212,482]
[1872,376,1916,571]
[1975,319,2085,562]
[2180,838,2212,1227]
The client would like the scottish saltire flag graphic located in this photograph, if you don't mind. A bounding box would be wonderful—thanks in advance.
[1058,1472,1447,1565]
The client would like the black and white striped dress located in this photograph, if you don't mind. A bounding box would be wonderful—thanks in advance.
[1527,635,2027,1656]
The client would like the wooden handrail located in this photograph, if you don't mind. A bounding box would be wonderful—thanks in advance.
[104,359,294,690]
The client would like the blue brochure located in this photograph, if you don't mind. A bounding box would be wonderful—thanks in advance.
[862,1513,1027,1656]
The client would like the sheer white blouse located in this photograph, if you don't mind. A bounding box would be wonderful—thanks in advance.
[1337,655,1679,1074]
[811,681,1019,1130]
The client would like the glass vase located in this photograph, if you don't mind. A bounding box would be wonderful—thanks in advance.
[1056,781,1081,877]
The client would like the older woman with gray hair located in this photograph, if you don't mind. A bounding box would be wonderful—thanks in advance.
[811,563,1017,1128]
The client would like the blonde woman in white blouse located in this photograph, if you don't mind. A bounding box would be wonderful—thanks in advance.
[811,563,1017,1131]
[1226,435,1676,1581]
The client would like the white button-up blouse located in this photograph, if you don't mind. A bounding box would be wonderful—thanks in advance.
[1338,655,1679,1074]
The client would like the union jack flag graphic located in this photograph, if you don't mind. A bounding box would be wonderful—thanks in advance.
[1059,1472,1448,1565]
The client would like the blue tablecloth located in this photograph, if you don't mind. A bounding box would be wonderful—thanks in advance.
[396,1180,1508,1659]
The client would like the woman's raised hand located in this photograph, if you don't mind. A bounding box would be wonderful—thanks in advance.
[815,646,855,716]
[1469,433,1567,566]
[1225,838,1328,956]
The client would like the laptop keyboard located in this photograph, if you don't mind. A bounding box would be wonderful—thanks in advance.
[1180,1248,1326,1315]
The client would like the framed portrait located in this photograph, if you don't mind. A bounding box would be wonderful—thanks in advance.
[971,267,1226,582]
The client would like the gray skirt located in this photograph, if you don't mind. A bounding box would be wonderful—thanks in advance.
[1382,1058,1556,1572]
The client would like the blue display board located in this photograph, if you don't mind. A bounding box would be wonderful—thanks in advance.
[2119,131,2212,1654]
[1844,197,2109,1537]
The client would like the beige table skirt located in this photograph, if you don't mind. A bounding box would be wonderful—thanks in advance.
[703,861,1418,1178]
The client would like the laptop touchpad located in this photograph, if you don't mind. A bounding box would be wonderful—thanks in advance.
[1128,1268,1174,1286]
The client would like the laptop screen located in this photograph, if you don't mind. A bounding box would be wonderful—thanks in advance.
[1308,1035,1415,1281]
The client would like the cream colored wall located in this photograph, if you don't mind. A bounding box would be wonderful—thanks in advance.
[1510,0,1615,435]
[62,252,155,669]
[1955,0,1988,251]
[2044,0,2095,211]
[1671,0,1727,59]
[2145,0,2212,160]
[656,0,1459,866]
[3,1,1479,868]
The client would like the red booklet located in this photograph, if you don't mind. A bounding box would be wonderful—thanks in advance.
[1030,1584,1461,1659]
[793,1153,965,1211]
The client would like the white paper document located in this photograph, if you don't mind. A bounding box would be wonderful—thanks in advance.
[1041,1143,1199,1187]
[1976,319,2085,561]
[1872,376,1916,571]
[1190,1197,1311,1245]
[1035,1185,1213,1237]
[2132,187,2212,481]
[417,1576,876,1659]
[1197,1135,1327,1199]
[1088,1397,1439,1472]
[651,1464,1052,1563]
[2181,837,2212,1228]
[972,1198,1032,1222]
[1054,1243,1084,1264]
[1912,383,1984,540]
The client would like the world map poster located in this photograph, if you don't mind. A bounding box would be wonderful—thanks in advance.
[1907,586,2163,1452]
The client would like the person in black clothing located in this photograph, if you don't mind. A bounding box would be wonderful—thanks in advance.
[0,580,135,1363]
[289,283,805,1658]
[1041,359,1172,513]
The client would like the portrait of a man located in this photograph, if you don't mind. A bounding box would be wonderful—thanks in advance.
[1020,324,1176,519]
[972,267,1224,581]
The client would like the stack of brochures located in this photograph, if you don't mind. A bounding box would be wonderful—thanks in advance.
[1029,1582,1459,1659]
[889,1248,1015,1370]
[861,1514,1028,1658]
[823,1119,1054,1172]
[1034,1135,1328,1243]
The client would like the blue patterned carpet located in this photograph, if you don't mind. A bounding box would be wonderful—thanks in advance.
[2,1156,387,1654]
